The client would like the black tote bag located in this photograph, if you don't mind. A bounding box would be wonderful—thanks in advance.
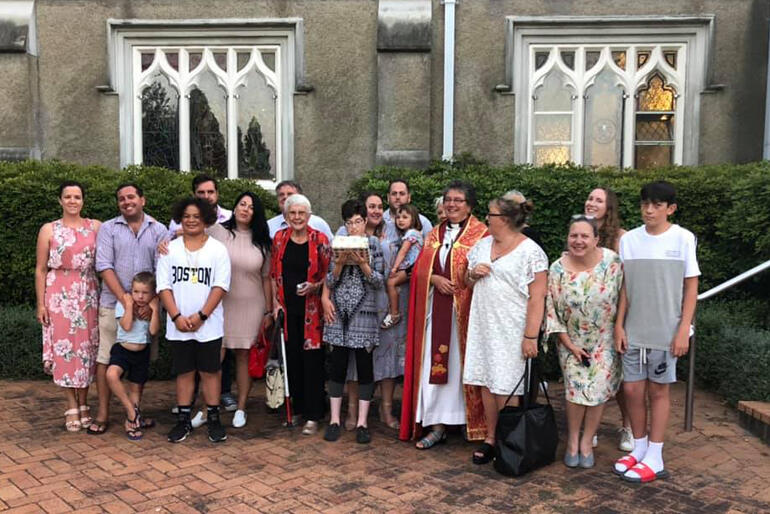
[493,360,558,477]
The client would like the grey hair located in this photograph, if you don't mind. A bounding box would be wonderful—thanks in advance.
[503,190,527,204]
[283,193,312,214]
[433,196,443,210]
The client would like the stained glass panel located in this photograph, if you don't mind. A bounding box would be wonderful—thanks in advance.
[534,70,572,112]
[534,114,571,142]
[237,51,251,71]
[585,51,600,71]
[261,52,276,72]
[534,145,570,166]
[213,51,228,72]
[584,68,623,167]
[560,51,575,70]
[634,145,672,169]
[189,71,228,178]
[189,52,202,71]
[637,51,650,67]
[141,52,155,72]
[664,51,677,69]
[165,51,179,71]
[142,74,179,170]
[237,67,276,180]
[535,51,549,70]
[612,51,626,70]
[637,74,675,111]
[635,114,674,142]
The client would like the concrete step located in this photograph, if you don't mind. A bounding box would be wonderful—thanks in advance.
[737,401,770,445]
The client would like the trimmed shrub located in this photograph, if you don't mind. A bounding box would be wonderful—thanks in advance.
[0,305,47,379]
[350,156,770,295]
[0,160,278,306]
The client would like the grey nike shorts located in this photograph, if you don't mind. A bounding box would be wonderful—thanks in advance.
[622,347,677,384]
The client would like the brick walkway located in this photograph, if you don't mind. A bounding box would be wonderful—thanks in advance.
[0,380,768,513]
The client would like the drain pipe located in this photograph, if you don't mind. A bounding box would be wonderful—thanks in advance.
[441,0,456,161]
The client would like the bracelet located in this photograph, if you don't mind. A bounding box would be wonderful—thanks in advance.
[523,334,538,340]
[171,312,181,322]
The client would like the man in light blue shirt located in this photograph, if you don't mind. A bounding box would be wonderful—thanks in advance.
[267,180,334,240]
[382,178,433,239]
[91,183,167,434]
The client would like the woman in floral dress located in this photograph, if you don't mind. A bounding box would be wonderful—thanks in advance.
[35,181,101,432]
[546,215,623,468]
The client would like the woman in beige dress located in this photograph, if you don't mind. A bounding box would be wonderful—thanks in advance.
[209,192,273,428]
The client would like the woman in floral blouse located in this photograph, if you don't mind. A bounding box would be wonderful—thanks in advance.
[35,181,101,432]
[546,215,623,469]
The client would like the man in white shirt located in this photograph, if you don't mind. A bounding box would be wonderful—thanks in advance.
[382,178,433,238]
[267,180,334,240]
[167,174,232,238]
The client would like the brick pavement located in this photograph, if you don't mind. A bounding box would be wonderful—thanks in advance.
[0,380,768,513]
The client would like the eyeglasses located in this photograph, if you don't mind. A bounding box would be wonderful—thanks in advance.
[444,197,467,204]
[345,218,366,227]
[237,201,254,211]
[571,214,595,221]
[485,213,505,219]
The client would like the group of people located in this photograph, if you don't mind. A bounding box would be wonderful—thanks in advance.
[36,173,698,484]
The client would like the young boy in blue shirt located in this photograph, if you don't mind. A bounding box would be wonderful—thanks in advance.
[106,272,160,440]
[613,181,700,483]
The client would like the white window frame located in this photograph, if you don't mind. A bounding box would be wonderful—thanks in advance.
[107,19,306,190]
[504,16,716,168]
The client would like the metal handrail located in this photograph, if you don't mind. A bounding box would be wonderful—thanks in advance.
[684,259,770,431]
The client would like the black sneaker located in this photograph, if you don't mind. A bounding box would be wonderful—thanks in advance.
[167,420,192,443]
[324,423,341,442]
[356,425,371,444]
[207,417,227,443]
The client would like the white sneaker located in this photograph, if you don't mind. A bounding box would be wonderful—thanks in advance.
[618,426,634,452]
[191,410,207,428]
[592,434,599,448]
[232,409,247,428]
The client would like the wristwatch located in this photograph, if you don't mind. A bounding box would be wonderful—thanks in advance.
[198,310,209,321]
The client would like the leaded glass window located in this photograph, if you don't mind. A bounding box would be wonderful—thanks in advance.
[132,45,285,183]
[526,44,685,168]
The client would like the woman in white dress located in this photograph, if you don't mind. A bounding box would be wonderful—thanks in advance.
[463,194,548,464]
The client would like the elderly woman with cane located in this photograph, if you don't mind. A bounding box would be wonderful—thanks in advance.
[271,194,331,436]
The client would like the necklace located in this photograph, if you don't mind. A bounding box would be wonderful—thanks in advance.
[491,234,524,262]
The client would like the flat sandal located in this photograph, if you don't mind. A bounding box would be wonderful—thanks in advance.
[416,430,446,450]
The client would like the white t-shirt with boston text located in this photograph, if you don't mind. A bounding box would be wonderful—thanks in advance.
[156,236,231,342]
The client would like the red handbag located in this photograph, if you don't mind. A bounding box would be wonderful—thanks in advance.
[248,326,272,379]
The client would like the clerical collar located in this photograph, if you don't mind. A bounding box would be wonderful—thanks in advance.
[448,222,461,230]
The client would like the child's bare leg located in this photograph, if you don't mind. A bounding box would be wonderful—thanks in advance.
[623,380,648,438]
[128,382,142,409]
[647,382,670,442]
[386,278,399,315]
[106,365,135,417]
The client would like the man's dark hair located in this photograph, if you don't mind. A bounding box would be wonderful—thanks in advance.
[115,182,144,198]
[171,197,218,225]
[388,178,410,194]
[192,174,219,193]
[341,199,367,221]
[443,180,477,208]
[275,180,303,194]
[58,180,85,199]
[640,181,676,205]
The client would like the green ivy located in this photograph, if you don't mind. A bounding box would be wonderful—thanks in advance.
[0,160,278,306]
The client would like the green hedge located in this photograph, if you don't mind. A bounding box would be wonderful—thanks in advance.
[350,155,770,295]
[0,160,278,306]
[4,301,768,405]
[0,304,174,380]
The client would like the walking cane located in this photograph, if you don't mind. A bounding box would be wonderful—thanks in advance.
[276,310,294,427]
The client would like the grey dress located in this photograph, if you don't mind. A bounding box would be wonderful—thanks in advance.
[323,235,385,349]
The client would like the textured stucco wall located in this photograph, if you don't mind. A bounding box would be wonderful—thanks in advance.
[0,54,32,148]
[431,0,770,166]
[1,0,767,222]
[31,0,378,222]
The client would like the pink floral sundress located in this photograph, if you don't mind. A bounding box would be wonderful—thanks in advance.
[42,219,99,388]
